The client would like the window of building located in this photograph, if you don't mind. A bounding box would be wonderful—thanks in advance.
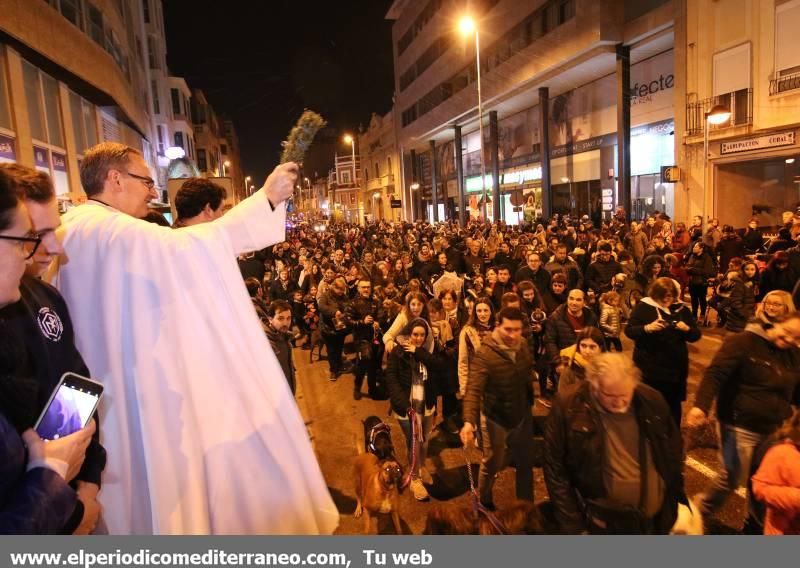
[83,99,97,149]
[0,51,12,131]
[387,156,392,174]
[182,94,189,119]
[713,43,751,96]
[174,131,184,149]
[776,0,800,77]
[197,148,207,171]
[142,0,151,23]
[341,171,351,185]
[375,163,380,178]
[148,36,159,69]
[60,0,83,28]
[151,80,160,114]
[171,88,181,116]
[220,143,227,155]
[156,124,164,155]
[88,4,104,46]
[41,76,64,148]
[68,92,97,154]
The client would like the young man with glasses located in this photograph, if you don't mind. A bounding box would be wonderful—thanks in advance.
[0,164,105,534]
[51,142,338,536]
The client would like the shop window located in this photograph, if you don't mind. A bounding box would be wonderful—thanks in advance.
[42,75,64,148]
[69,92,85,152]
[83,100,97,148]
[0,51,12,131]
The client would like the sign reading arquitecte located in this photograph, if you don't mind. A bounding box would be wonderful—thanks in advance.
[720,131,796,155]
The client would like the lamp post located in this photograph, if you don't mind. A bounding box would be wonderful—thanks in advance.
[244,175,251,198]
[344,134,358,222]
[703,104,731,230]
[459,16,487,222]
[222,160,231,177]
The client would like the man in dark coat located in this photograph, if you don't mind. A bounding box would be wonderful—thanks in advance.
[461,308,536,508]
[585,243,622,294]
[544,353,684,534]
[265,300,296,394]
[515,251,551,294]
[543,289,599,364]
[345,279,385,400]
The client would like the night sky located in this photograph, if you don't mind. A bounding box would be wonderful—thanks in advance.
[163,0,395,183]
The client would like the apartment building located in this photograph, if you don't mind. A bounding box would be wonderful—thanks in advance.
[0,0,165,203]
[358,111,401,221]
[674,0,800,228]
[388,0,677,223]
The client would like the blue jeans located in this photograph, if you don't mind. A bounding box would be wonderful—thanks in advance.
[698,422,766,517]
[397,412,435,479]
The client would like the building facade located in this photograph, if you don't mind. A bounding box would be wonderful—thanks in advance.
[387,0,677,224]
[327,153,361,223]
[358,111,401,221]
[0,0,166,204]
[674,0,800,229]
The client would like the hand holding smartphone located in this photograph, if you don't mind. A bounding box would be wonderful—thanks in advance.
[35,372,103,441]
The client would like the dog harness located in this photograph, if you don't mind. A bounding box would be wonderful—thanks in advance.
[368,422,393,455]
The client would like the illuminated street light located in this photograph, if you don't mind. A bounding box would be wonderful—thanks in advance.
[165,146,185,160]
[702,104,733,230]
[785,158,795,164]
[458,16,475,35]
[458,14,488,220]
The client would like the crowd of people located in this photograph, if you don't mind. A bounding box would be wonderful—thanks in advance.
[1,142,799,534]
[241,203,800,534]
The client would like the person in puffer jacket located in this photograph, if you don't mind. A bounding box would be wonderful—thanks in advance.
[751,410,800,535]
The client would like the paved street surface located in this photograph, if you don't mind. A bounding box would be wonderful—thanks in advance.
[293,325,744,535]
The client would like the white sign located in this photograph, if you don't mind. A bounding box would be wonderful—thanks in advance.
[602,188,613,197]
[602,203,613,211]
[720,131,796,155]
[602,196,613,204]
[502,167,542,186]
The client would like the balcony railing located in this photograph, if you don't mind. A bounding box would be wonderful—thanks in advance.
[686,88,753,136]
[770,71,800,95]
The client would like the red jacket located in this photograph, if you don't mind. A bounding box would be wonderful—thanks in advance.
[752,442,800,535]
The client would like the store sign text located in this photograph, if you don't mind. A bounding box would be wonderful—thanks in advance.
[720,131,796,155]
[502,167,542,186]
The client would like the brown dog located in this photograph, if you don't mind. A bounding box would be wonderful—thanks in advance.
[353,453,403,534]
[424,500,543,535]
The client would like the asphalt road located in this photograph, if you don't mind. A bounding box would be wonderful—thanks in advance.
[293,324,745,535]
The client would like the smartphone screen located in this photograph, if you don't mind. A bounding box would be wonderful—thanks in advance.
[35,373,103,440]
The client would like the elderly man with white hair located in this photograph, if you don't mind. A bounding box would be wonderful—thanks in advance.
[544,353,686,534]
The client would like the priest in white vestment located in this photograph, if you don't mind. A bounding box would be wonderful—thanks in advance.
[53,142,339,535]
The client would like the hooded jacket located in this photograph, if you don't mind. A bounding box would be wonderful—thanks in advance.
[384,326,439,417]
[694,323,800,434]
[624,296,701,397]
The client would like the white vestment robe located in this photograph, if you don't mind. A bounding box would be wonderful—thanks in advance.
[53,190,339,535]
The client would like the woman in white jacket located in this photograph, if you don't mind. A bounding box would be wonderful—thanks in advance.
[383,292,429,353]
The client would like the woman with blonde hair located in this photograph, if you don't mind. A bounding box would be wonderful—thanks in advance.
[756,290,795,327]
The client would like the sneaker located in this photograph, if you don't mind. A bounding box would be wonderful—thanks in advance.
[410,478,429,501]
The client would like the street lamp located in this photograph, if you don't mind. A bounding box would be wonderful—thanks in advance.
[222,160,231,177]
[459,15,488,221]
[702,104,731,230]
[245,175,251,197]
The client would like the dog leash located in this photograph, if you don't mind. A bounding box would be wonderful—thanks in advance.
[462,447,508,535]
[401,408,418,489]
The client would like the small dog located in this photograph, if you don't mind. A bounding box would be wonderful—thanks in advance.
[670,498,704,535]
[307,329,325,363]
[354,453,404,534]
[363,415,396,460]
[424,501,543,535]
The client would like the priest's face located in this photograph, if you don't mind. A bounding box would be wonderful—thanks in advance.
[117,154,158,219]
